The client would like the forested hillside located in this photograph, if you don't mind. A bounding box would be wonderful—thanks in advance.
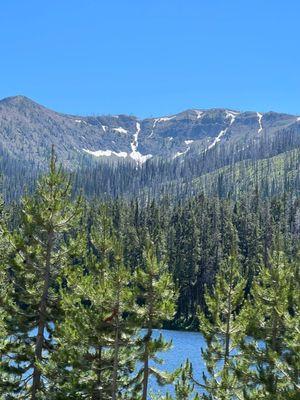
[0,98,299,399]
[0,151,299,399]
[2,119,300,203]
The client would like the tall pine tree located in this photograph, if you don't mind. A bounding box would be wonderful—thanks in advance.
[197,254,247,400]
[134,242,177,400]
[1,148,82,399]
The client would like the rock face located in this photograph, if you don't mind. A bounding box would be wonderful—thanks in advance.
[0,95,299,166]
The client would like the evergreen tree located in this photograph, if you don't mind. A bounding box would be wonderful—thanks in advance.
[197,254,247,400]
[241,251,299,399]
[172,361,200,400]
[152,361,200,400]
[0,198,16,394]
[49,211,137,400]
[134,242,177,400]
[0,198,9,343]
[1,148,82,399]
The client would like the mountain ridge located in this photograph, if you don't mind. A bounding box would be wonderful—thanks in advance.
[0,95,299,167]
[1,94,300,202]
[2,95,298,119]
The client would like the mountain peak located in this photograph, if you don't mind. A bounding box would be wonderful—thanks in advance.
[0,95,45,110]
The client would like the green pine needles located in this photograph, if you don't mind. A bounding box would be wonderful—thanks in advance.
[0,150,299,400]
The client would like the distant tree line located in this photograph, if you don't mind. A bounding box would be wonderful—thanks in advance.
[1,125,300,203]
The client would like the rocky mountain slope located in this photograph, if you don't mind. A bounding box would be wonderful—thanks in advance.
[1,95,300,167]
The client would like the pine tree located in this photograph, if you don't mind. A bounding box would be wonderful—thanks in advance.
[151,361,200,400]
[0,197,9,343]
[49,210,137,400]
[0,197,16,393]
[134,242,177,400]
[279,289,300,399]
[197,254,247,400]
[241,251,299,399]
[172,361,200,400]
[1,148,82,399]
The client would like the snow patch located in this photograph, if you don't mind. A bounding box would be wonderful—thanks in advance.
[113,127,128,134]
[148,115,176,137]
[297,117,300,121]
[149,118,158,138]
[185,140,194,145]
[83,149,128,158]
[257,112,263,133]
[158,116,175,122]
[207,111,237,150]
[207,129,227,150]
[194,110,204,119]
[75,119,87,125]
[173,147,190,159]
[130,122,152,164]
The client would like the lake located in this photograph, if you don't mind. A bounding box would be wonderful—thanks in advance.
[149,329,206,398]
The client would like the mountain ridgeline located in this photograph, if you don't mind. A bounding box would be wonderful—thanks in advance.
[1,95,300,201]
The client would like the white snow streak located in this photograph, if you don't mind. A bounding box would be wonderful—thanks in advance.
[158,116,175,122]
[149,118,159,138]
[148,116,176,137]
[194,110,204,119]
[75,119,87,125]
[207,111,237,150]
[83,149,127,158]
[130,122,152,164]
[173,147,190,159]
[185,140,194,145]
[297,117,300,121]
[113,127,128,134]
[257,112,263,133]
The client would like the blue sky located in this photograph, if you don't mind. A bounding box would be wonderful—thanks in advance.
[0,0,299,117]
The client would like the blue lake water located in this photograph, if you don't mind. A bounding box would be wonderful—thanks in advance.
[149,329,206,398]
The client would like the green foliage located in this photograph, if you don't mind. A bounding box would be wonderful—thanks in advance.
[0,149,300,399]
[46,209,138,399]
[172,360,200,400]
[197,254,247,400]
[240,252,300,399]
[133,243,177,399]
[0,149,82,399]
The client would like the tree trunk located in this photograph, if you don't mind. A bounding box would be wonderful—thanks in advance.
[142,328,151,400]
[92,346,103,400]
[224,263,233,367]
[142,262,154,400]
[31,231,53,400]
[111,302,120,400]
[142,299,153,400]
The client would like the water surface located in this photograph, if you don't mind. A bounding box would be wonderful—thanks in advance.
[149,329,205,397]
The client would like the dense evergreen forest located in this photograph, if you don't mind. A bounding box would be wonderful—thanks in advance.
[0,150,299,399]
[73,127,300,202]
[1,126,300,203]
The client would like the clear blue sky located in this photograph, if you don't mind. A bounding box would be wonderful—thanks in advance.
[1,0,299,117]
